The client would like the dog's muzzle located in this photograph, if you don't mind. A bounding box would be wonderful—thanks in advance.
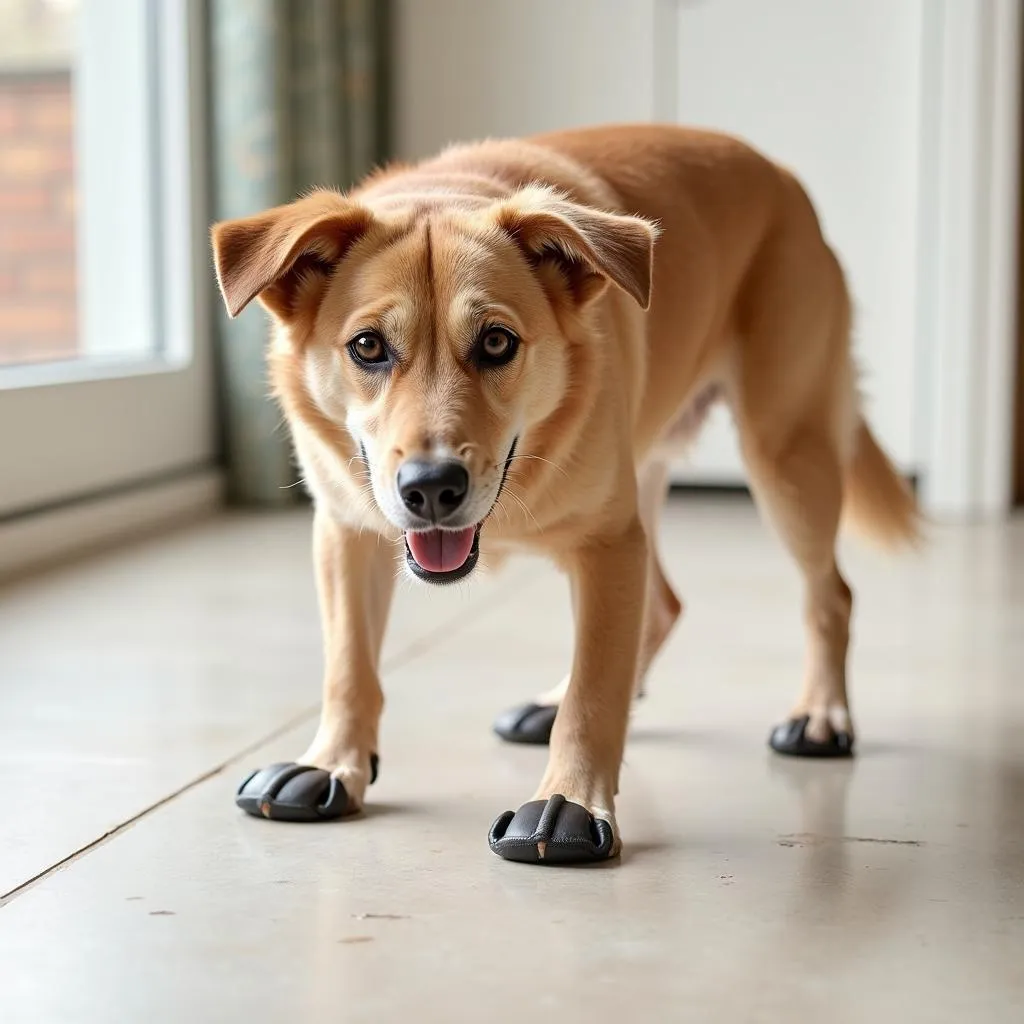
[399,436,518,586]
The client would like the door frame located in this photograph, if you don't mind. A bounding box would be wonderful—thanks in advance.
[917,0,1022,519]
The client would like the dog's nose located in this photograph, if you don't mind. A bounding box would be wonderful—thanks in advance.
[397,459,469,522]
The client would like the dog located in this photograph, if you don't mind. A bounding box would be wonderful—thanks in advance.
[212,124,918,865]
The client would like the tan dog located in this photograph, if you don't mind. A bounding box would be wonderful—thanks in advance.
[213,124,918,865]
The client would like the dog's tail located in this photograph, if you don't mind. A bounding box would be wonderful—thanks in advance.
[842,418,921,549]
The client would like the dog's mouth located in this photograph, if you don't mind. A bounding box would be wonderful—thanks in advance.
[404,525,481,584]
[393,436,518,586]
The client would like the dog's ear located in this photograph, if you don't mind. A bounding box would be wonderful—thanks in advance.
[493,186,658,310]
[211,189,374,320]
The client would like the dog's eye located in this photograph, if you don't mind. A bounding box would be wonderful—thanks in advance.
[348,331,389,366]
[475,327,519,368]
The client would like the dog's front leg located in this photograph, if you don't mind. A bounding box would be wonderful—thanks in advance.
[299,509,398,804]
[489,520,647,864]
[235,509,396,821]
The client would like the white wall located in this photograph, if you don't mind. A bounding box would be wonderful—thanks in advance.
[672,0,924,481]
[394,0,659,161]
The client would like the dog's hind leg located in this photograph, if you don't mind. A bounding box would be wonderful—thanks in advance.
[733,195,858,757]
[741,420,855,757]
[492,457,681,744]
[634,457,684,694]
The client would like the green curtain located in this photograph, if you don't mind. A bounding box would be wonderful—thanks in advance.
[208,0,390,505]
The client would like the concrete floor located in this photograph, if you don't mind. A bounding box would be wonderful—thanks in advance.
[1,497,1022,1023]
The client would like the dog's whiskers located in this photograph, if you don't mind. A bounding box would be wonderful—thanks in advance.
[501,482,543,533]
[505,453,569,480]
[492,496,513,526]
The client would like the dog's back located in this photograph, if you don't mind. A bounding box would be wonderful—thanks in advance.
[411,124,917,548]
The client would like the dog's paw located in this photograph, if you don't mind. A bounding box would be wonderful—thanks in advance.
[235,755,379,822]
[769,714,854,758]
[492,702,558,745]
[488,794,618,865]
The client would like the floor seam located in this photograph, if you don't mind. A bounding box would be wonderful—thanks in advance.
[0,706,316,908]
[0,561,537,907]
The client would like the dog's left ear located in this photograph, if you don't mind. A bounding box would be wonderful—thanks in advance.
[494,186,658,310]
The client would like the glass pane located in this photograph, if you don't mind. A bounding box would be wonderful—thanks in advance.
[0,0,171,375]
[0,0,79,366]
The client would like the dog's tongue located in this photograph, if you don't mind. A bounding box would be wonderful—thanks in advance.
[406,527,475,574]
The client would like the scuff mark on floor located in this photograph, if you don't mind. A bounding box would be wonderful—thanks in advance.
[778,833,923,848]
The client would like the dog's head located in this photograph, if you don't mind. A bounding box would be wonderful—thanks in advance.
[211,184,656,584]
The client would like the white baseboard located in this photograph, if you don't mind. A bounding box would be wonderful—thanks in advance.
[0,469,224,581]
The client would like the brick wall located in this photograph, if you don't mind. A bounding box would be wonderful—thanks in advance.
[0,71,77,365]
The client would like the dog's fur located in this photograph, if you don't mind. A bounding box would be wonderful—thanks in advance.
[212,124,918,852]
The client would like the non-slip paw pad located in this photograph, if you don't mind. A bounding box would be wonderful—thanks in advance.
[488,794,616,865]
[492,702,558,745]
[235,755,379,822]
[769,716,853,758]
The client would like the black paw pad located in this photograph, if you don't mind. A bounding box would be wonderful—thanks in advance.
[492,702,558,745]
[488,794,616,865]
[236,762,355,822]
[769,716,854,758]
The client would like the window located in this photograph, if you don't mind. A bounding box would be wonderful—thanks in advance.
[0,0,215,519]
[0,0,77,367]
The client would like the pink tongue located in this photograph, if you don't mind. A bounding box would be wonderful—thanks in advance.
[406,527,476,573]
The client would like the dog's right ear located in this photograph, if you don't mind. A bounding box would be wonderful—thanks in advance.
[211,189,373,321]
